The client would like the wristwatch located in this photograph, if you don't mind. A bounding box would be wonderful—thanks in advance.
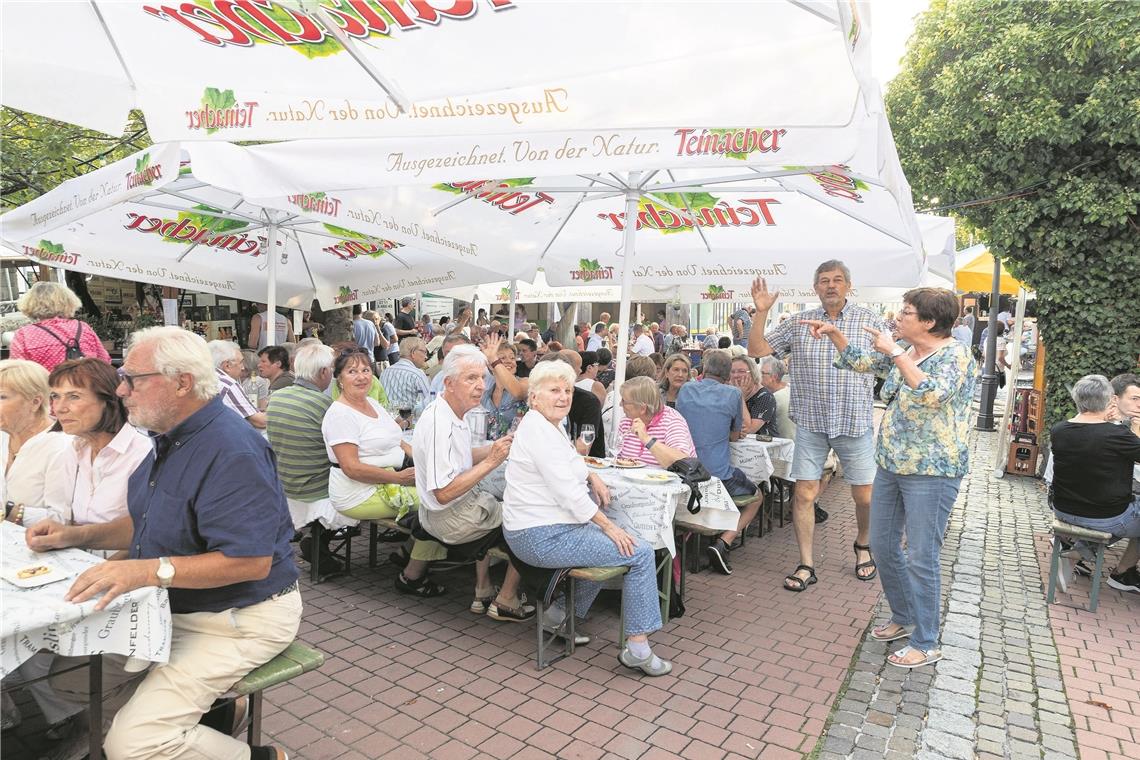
[643,437,658,450]
[156,557,176,589]
[889,346,905,358]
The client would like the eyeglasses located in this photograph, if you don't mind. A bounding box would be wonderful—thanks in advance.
[116,368,163,391]
[899,308,919,317]
[339,347,371,356]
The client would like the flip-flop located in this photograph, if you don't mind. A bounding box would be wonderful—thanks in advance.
[871,624,912,642]
[888,645,942,669]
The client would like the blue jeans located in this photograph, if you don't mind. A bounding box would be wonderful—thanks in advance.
[504,522,661,636]
[870,467,962,651]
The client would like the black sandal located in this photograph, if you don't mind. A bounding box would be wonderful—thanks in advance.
[853,542,877,581]
[783,564,817,592]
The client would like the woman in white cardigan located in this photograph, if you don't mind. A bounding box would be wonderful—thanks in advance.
[502,359,671,676]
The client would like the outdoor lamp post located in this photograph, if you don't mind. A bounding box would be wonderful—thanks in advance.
[975,256,1003,430]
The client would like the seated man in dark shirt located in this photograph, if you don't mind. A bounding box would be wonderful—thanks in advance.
[29,326,300,760]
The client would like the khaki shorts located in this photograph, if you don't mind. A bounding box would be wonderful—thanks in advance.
[419,490,502,546]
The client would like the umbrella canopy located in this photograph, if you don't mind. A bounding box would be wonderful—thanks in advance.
[956,245,1024,294]
[3,1,878,144]
[430,271,621,307]
[0,144,519,308]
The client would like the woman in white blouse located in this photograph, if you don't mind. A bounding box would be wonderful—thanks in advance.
[321,347,447,596]
[502,361,672,676]
[0,359,70,523]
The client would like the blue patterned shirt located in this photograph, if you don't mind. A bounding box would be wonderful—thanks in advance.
[835,341,977,477]
[764,302,885,437]
[379,359,430,410]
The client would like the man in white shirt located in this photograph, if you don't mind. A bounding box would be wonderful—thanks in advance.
[951,318,973,345]
[413,345,534,621]
[586,322,606,352]
[630,324,655,356]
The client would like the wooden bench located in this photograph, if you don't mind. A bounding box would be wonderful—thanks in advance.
[231,642,325,745]
[536,566,629,670]
[1047,519,1115,612]
[308,518,409,583]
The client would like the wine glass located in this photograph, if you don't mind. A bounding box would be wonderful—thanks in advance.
[579,424,596,448]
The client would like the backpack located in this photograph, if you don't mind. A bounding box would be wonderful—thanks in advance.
[32,321,86,360]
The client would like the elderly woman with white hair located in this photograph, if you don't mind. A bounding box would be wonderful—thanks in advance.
[1051,374,1140,592]
[503,361,672,676]
[10,281,111,371]
[1,359,71,524]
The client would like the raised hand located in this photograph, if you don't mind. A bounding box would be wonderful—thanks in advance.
[863,326,899,356]
[482,331,503,362]
[750,276,780,312]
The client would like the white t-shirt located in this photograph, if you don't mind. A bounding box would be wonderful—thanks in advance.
[503,409,600,531]
[322,398,405,511]
[632,334,655,356]
[413,397,474,513]
[0,428,72,524]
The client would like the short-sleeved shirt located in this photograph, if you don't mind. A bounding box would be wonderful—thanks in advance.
[676,378,742,479]
[586,333,604,352]
[731,308,752,343]
[395,310,417,336]
[616,406,696,466]
[764,301,884,437]
[127,396,298,614]
[216,368,258,419]
[632,334,655,356]
[266,379,333,501]
[1050,421,1140,518]
[382,321,399,358]
[380,359,431,410]
[352,318,379,351]
[323,397,405,511]
[10,318,112,371]
[744,387,779,438]
[413,397,474,513]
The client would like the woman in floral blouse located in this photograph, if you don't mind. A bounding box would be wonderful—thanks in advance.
[803,288,975,669]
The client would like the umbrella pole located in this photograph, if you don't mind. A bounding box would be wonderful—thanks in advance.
[508,279,517,336]
[975,255,1002,430]
[611,172,642,441]
[266,222,277,346]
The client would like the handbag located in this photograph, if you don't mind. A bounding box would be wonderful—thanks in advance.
[667,457,711,514]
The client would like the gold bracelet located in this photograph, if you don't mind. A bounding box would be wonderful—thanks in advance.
[13,504,25,525]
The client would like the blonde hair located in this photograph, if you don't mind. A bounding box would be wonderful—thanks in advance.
[0,359,51,419]
[17,281,82,321]
[659,353,692,392]
[527,360,576,404]
[127,327,219,400]
[620,376,663,416]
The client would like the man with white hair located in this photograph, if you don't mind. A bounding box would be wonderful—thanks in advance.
[207,338,267,429]
[28,326,300,760]
[266,342,344,575]
[413,345,534,621]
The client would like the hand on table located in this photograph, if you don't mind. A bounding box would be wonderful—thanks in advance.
[67,559,156,611]
[26,520,78,552]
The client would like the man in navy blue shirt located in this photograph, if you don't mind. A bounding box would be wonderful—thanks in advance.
[676,350,763,576]
[29,326,300,760]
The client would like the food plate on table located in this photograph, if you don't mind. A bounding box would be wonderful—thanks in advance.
[1,562,70,588]
[622,469,678,484]
[613,458,646,469]
[583,456,612,469]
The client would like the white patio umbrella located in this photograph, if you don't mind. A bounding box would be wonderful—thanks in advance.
[3,1,878,144]
[0,144,527,319]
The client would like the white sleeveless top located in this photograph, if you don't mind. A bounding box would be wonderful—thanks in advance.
[257,310,291,349]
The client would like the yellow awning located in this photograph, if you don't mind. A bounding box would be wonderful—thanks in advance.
[955,249,1024,295]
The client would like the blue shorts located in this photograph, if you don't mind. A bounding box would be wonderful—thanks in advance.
[720,467,758,498]
[790,428,876,486]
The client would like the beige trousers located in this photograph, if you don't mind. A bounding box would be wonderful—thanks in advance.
[103,589,303,760]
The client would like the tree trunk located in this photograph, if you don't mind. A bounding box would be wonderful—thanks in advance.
[64,271,100,318]
[553,302,579,346]
[322,306,353,345]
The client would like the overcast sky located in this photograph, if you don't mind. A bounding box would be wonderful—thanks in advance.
[869,0,930,84]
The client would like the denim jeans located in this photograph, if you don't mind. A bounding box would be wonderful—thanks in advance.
[870,466,962,651]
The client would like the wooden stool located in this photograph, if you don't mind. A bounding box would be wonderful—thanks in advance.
[232,642,325,745]
[1047,519,1115,612]
[536,566,628,670]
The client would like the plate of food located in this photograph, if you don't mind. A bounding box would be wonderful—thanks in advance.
[1,562,70,588]
[612,457,646,469]
[622,469,678,484]
[583,456,611,469]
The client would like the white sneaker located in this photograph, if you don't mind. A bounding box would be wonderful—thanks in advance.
[1055,558,1073,594]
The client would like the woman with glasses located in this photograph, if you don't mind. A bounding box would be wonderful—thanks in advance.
[659,353,692,408]
[804,288,976,668]
[730,356,778,437]
[614,377,695,468]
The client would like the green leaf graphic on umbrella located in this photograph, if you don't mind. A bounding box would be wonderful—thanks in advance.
[201,88,237,135]
[38,240,65,255]
[640,191,718,235]
[432,177,537,195]
[706,284,725,298]
[323,222,369,241]
[160,204,249,245]
[339,286,353,300]
[578,258,601,271]
[188,0,344,57]
[135,153,151,173]
[499,287,512,300]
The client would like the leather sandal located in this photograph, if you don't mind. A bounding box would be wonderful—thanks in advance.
[871,623,912,642]
[783,564,817,592]
[853,542,877,581]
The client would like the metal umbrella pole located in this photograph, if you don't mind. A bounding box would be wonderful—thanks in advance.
[975,255,1003,430]
[266,220,278,346]
[610,171,642,438]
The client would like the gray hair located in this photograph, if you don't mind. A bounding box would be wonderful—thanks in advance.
[129,327,218,400]
[292,342,335,382]
[732,355,761,385]
[527,359,577,404]
[814,259,851,285]
[620,376,663,416]
[1070,374,1113,414]
[439,344,486,383]
[207,339,241,369]
[760,356,787,382]
[399,336,426,358]
[702,349,732,381]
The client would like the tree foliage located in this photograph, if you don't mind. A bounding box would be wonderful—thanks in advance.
[886,0,1140,431]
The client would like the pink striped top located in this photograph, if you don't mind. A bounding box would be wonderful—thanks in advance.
[616,405,695,466]
[10,318,112,371]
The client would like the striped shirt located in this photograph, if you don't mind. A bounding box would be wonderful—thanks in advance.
[616,405,696,467]
[216,368,258,419]
[379,359,431,410]
[266,379,333,501]
[764,302,885,438]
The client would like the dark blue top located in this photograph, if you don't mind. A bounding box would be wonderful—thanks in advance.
[676,379,742,480]
[127,396,299,614]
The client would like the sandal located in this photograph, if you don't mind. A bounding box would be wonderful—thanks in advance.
[871,623,912,642]
[783,564,817,592]
[395,573,446,597]
[888,645,942,669]
[853,542,877,581]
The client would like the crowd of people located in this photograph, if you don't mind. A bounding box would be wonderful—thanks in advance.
[2,259,1137,758]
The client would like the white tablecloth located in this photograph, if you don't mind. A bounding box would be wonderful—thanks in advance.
[730,436,795,484]
[0,523,172,680]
